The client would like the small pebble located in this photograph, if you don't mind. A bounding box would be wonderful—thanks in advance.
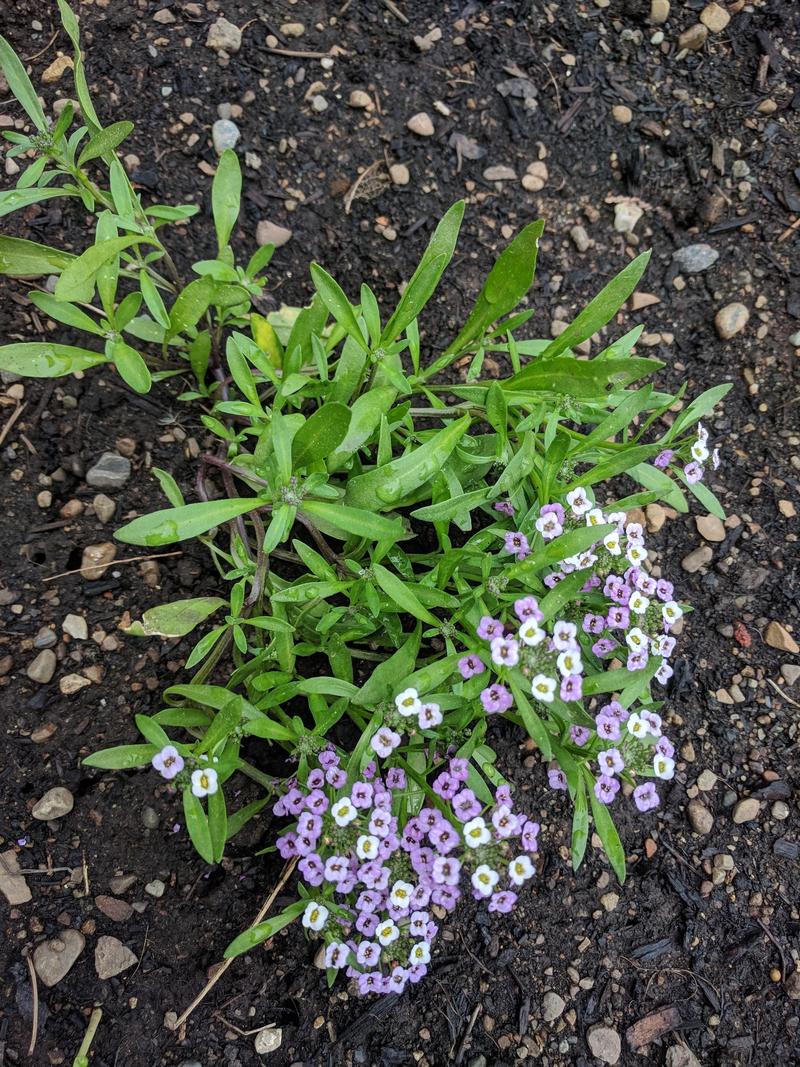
[407,112,434,137]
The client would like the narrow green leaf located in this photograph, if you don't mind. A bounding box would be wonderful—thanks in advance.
[373,563,439,625]
[115,498,262,546]
[122,597,227,638]
[0,341,105,378]
[55,237,145,302]
[83,744,158,770]
[112,339,151,393]
[0,34,48,131]
[300,499,404,542]
[0,186,75,220]
[503,356,661,397]
[587,777,627,884]
[0,236,75,278]
[224,899,307,957]
[309,263,369,351]
[183,789,214,863]
[77,121,134,166]
[212,148,241,251]
[28,291,104,335]
[291,403,351,470]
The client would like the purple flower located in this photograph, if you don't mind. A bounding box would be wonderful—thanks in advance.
[151,745,184,780]
[504,530,530,560]
[432,855,461,885]
[656,579,674,602]
[326,766,347,788]
[356,889,382,913]
[600,700,627,722]
[480,683,513,714]
[458,653,485,679]
[596,714,621,742]
[494,499,515,516]
[449,758,469,782]
[633,782,660,812]
[597,747,625,776]
[356,940,381,967]
[386,767,406,790]
[351,781,374,809]
[305,789,328,814]
[592,638,618,658]
[432,771,459,800]
[583,612,606,635]
[477,615,503,641]
[283,787,305,815]
[541,502,565,524]
[387,967,409,993]
[306,768,324,789]
[370,727,401,758]
[431,885,460,911]
[492,804,520,838]
[544,572,564,588]
[430,823,459,853]
[605,576,630,605]
[514,595,543,622]
[594,775,620,805]
[495,784,513,806]
[521,820,540,852]
[488,890,518,913]
[297,811,322,837]
[298,853,324,886]
[356,911,379,936]
[684,461,704,484]
[656,736,675,759]
[560,674,583,702]
[548,768,568,791]
[452,788,482,821]
[318,749,339,770]
[654,449,675,469]
[357,971,384,995]
[606,605,630,630]
[626,649,648,672]
[570,725,591,747]
[276,832,297,858]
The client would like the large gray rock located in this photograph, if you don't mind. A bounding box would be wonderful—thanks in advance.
[86,452,131,490]
[32,786,74,820]
[33,929,86,987]
[95,935,138,979]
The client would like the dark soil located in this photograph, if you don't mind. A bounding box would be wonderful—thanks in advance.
[1,1,799,1066]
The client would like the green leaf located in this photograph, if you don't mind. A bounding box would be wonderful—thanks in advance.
[309,263,369,352]
[56,0,101,131]
[224,899,307,957]
[77,121,134,166]
[115,498,262,546]
[345,415,471,509]
[183,789,214,864]
[0,341,105,378]
[668,383,732,441]
[291,403,351,470]
[503,356,661,397]
[509,524,614,583]
[83,744,157,770]
[139,270,170,329]
[373,563,439,625]
[0,34,48,131]
[212,148,241,252]
[627,461,687,512]
[445,218,544,355]
[509,673,552,760]
[296,677,359,699]
[152,468,185,507]
[354,626,421,706]
[540,251,651,359]
[55,237,145,303]
[575,386,654,453]
[197,697,242,755]
[676,469,726,520]
[587,776,626,884]
[411,488,488,524]
[28,291,104,335]
[299,499,404,542]
[0,236,75,278]
[380,200,465,344]
[166,276,215,339]
[111,340,151,393]
[208,788,228,863]
[571,776,589,871]
[0,186,76,220]
[328,387,396,469]
[122,597,227,638]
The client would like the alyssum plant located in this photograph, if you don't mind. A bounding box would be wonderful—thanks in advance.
[2,5,730,996]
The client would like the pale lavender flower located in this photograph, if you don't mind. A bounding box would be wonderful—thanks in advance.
[633,782,660,812]
[548,768,568,791]
[570,725,591,747]
[653,449,675,469]
[458,653,484,679]
[480,683,513,714]
[684,460,704,484]
[594,775,620,805]
[488,889,518,913]
[597,747,625,776]
[151,745,184,780]
[477,615,503,640]
[514,596,543,622]
[504,531,530,560]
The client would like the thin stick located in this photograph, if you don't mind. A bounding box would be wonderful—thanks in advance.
[170,857,298,1031]
[43,550,182,582]
[26,954,39,1057]
[266,45,339,59]
[767,677,800,710]
[0,402,26,448]
[777,216,800,243]
[382,0,409,24]
[344,160,382,215]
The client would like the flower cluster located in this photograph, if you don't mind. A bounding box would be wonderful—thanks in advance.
[472,490,683,813]
[151,745,219,797]
[273,748,538,995]
[654,421,720,485]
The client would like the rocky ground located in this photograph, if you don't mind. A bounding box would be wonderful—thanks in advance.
[1,0,799,1065]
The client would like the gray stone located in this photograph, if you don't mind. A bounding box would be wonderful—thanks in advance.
[33,929,85,987]
[732,797,761,824]
[32,786,74,820]
[109,874,137,895]
[206,16,241,53]
[672,243,719,273]
[687,798,714,834]
[714,302,749,339]
[33,627,57,649]
[63,614,88,640]
[310,94,328,113]
[681,545,713,573]
[790,331,800,347]
[86,452,131,490]
[27,649,57,683]
[254,1027,282,1054]
[571,225,590,252]
[407,112,434,137]
[614,200,643,234]
[93,493,116,523]
[542,991,566,1022]
[782,664,800,686]
[142,806,160,830]
[666,1047,701,1067]
[145,878,166,898]
[483,164,517,182]
[95,935,138,979]
[0,848,32,905]
[212,119,240,155]
[256,220,292,248]
[587,1024,621,1064]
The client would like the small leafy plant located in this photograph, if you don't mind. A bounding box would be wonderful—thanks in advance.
[2,5,730,996]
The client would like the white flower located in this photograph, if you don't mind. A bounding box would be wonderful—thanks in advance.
[463,816,491,848]
[697,421,709,445]
[518,619,545,647]
[508,854,535,886]
[626,713,647,738]
[566,488,593,515]
[376,919,399,946]
[356,834,380,860]
[395,686,421,718]
[535,512,562,539]
[607,511,627,528]
[603,531,622,555]
[302,902,329,931]
[389,880,414,908]
[642,710,663,736]
[191,767,218,798]
[691,440,709,463]
[626,543,647,566]
[653,753,675,780]
[628,591,650,615]
[625,627,647,651]
[531,674,556,703]
[712,448,720,470]
[471,864,500,897]
[408,940,431,966]
[586,507,606,527]
[331,798,357,827]
[552,621,577,650]
[655,660,673,685]
[418,702,442,729]
[576,550,597,571]
[490,636,520,667]
[625,522,645,544]
[556,649,582,677]
[662,601,683,626]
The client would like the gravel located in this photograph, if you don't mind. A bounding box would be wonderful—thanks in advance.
[212,118,240,154]
[33,929,86,987]
[672,243,719,273]
[32,786,74,820]
[26,648,56,683]
[95,935,138,979]
[86,451,131,489]
[714,302,749,338]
